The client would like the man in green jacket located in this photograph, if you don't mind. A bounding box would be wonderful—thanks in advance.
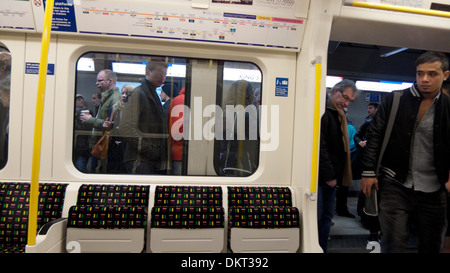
[80,69,120,172]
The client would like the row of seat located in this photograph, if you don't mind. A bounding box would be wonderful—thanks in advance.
[0,182,300,253]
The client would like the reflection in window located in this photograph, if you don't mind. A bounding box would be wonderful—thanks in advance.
[215,62,261,177]
[73,53,261,177]
[0,48,11,170]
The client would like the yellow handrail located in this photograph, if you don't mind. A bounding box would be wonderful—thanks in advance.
[310,57,322,196]
[27,0,55,246]
[350,0,450,18]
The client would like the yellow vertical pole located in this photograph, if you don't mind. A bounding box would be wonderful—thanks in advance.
[310,57,322,196]
[27,0,55,246]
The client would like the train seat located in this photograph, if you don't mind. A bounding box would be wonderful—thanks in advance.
[150,186,225,253]
[65,184,150,253]
[227,186,300,253]
[0,182,68,253]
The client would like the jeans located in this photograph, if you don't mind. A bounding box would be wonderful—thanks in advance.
[318,183,337,252]
[379,176,447,253]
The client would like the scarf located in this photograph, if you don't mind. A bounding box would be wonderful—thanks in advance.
[330,96,353,187]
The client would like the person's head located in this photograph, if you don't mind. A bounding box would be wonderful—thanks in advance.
[329,79,358,109]
[120,84,135,103]
[224,80,255,107]
[415,51,450,96]
[367,102,379,117]
[91,91,101,107]
[75,94,86,109]
[96,69,117,92]
[146,61,168,87]
[0,75,10,108]
[160,84,179,102]
[0,52,11,79]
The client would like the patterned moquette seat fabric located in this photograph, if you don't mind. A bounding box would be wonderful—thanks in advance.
[227,186,299,229]
[229,207,300,228]
[151,206,224,228]
[228,186,293,207]
[154,186,222,207]
[67,206,147,229]
[151,186,224,229]
[0,182,67,253]
[68,184,150,229]
[76,184,150,207]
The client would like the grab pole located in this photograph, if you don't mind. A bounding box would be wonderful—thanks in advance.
[347,0,450,18]
[308,56,322,200]
[27,0,54,246]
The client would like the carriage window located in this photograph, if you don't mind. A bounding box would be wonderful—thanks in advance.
[0,48,11,170]
[73,53,261,177]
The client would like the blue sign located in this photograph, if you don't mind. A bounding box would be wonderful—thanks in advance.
[366,93,381,102]
[25,62,55,75]
[275,77,289,97]
[44,0,78,32]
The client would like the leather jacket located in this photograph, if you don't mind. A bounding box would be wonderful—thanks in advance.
[361,84,450,187]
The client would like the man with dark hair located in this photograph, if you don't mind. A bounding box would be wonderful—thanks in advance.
[360,51,450,253]
[120,61,169,175]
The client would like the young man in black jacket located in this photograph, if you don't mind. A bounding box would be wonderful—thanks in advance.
[360,51,450,253]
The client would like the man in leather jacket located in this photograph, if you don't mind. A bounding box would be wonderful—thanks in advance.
[360,51,450,253]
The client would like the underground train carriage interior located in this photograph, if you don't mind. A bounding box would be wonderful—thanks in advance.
[0,182,301,253]
[1,0,450,254]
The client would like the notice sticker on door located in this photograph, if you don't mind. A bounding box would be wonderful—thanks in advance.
[275,77,288,97]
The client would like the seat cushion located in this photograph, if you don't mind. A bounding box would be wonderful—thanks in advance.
[151,206,224,228]
[229,206,300,228]
[0,244,26,253]
[67,206,147,229]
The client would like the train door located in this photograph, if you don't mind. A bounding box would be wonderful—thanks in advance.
[325,1,450,253]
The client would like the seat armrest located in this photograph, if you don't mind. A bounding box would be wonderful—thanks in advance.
[38,218,67,235]
[25,218,68,253]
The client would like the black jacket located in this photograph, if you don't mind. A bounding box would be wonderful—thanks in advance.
[362,84,450,187]
[319,106,346,185]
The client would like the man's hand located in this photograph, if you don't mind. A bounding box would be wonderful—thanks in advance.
[326,179,337,188]
[80,113,92,123]
[361,177,378,197]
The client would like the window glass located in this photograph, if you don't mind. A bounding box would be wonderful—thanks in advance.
[73,53,261,177]
[0,47,11,170]
[214,61,261,177]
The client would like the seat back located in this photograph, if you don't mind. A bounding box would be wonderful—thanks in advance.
[228,186,293,207]
[66,184,150,253]
[0,182,67,253]
[68,184,150,229]
[150,186,225,253]
[154,185,222,207]
[76,184,150,207]
[227,186,299,228]
[151,186,224,229]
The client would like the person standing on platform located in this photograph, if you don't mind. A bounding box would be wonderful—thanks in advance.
[120,60,169,175]
[80,69,121,173]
